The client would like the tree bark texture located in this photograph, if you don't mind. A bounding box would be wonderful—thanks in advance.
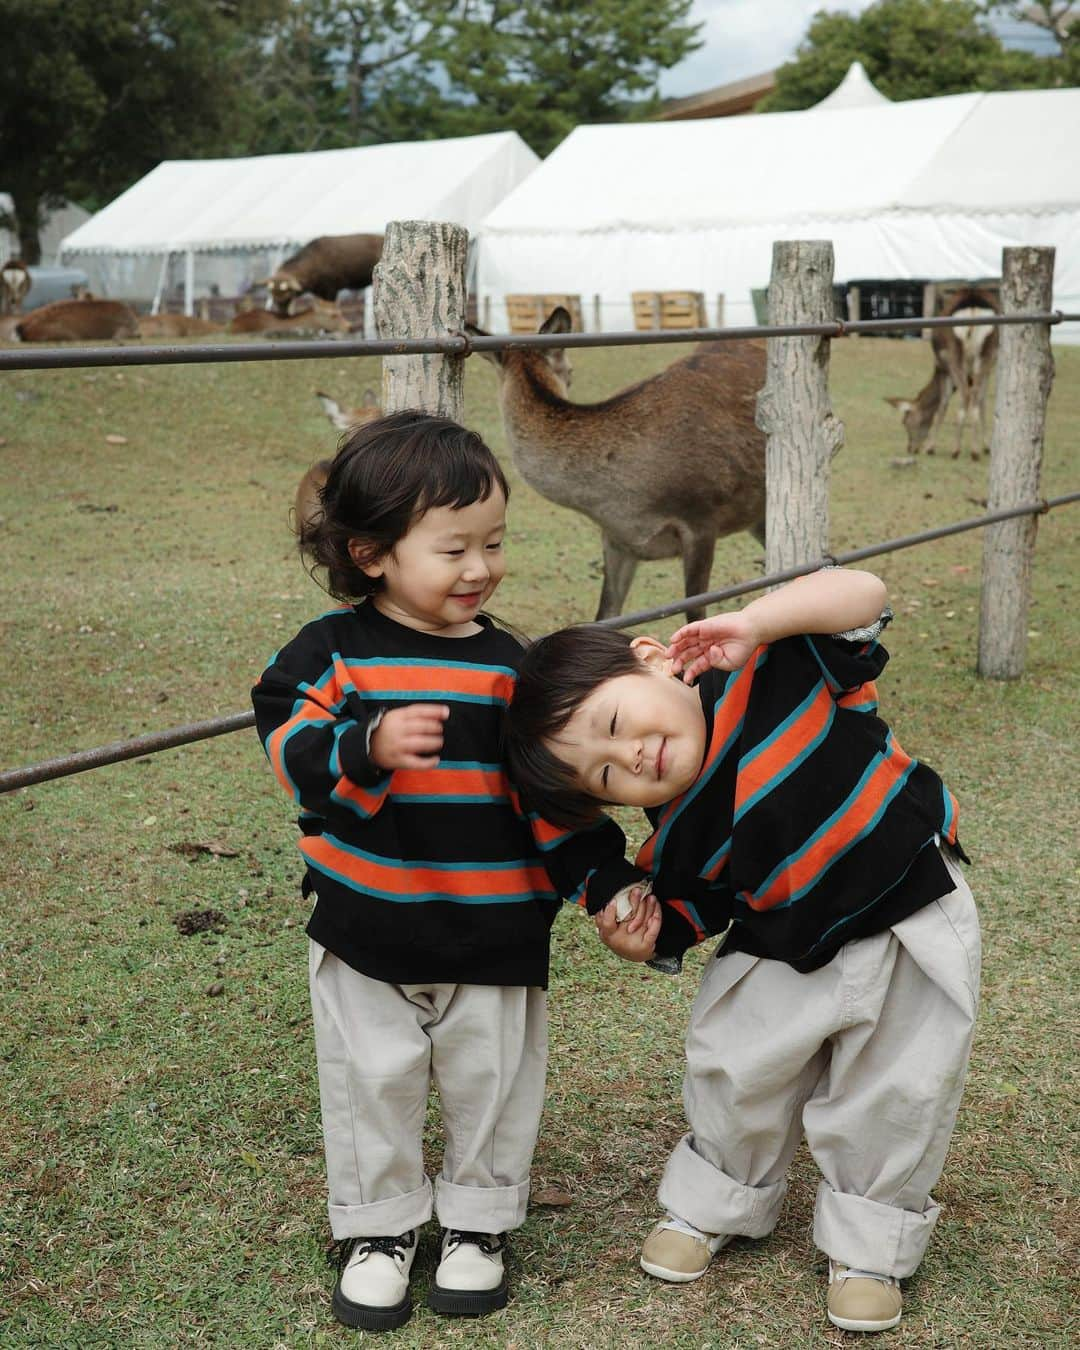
[755,240,844,575]
[977,246,1055,680]
[372,220,468,420]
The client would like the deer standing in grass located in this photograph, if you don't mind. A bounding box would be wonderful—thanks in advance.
[886,288,1000,461]
[468,307,766,621]
[292,389,383,540]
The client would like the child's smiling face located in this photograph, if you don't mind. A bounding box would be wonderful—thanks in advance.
[354,487,507,635]
[546,645,708,808]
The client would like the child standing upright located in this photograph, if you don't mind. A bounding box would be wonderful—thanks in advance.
[505,569,980,1334]
[252,412,639,1331]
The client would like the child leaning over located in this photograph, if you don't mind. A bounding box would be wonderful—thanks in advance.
[251,412,639,1332]
[504,569,980,1334]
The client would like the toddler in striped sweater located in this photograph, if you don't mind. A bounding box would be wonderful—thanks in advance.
[505,569,980,1334]
[252,411,640,1331]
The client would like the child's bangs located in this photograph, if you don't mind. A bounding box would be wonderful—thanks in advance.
[417,439,509,514]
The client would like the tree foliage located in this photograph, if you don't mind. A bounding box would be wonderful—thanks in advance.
[0,0,282,260]
[242,0,702,158]
[760,0,1073,112]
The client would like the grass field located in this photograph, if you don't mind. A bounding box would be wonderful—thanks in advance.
[0,334,1077,1348]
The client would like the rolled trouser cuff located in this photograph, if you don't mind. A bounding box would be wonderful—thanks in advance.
[658,1134,787,1239]
[329,1177,433,1240]
[814,1180,940,1278]
[435,1175,531,1233]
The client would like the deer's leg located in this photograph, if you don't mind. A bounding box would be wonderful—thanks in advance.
[595,534,639,621]
[678,528,718,624]
[976,369,992,459]
[926,377,954,456]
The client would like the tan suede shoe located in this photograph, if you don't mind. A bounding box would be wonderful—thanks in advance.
[640,1218,732,1283]
[827,1260,903,1332]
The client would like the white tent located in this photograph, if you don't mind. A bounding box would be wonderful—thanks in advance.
[59,131,539,311]
[812,60,891,112]
[474,85,1080,341]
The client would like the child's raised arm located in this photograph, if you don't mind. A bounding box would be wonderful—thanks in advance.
[668,568,887,682]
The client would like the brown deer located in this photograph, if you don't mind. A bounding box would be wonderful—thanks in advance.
[467,307,766,621]
[137,313,225,338]
[259,233,383,316]
[886,288,1000,461]
[293,389,384,540]
[228,298,350,337]
[15,299,139,341]
[0,259,31,314]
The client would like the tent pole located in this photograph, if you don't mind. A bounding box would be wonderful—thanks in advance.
[151,253,171,316]
[184,250,195,316]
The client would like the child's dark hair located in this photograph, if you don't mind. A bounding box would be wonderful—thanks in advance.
[302,409,510,600]
[505,625,643,830]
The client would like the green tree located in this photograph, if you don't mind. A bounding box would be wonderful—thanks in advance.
[0,0,282,262]
[245,0,703,158]
[760,0,1063,113]
[435,0,703,155]
[241,0,459,153]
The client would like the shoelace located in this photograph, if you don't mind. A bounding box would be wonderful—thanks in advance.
[328,1231,415,1269]
[832,1264,897,1286]
[443,1228,505,1256]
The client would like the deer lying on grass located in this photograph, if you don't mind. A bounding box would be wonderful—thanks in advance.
[292,389,383,540]
[467,307,766,621]
[886,288,1000,461]
[228,298,350,337]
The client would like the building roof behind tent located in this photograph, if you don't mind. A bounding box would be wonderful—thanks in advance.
[480,92,980,235]
[59,131,539,256]
[812,61,892,111]
[656,69,777,120]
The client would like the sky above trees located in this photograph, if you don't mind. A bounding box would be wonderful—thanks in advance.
[658,0,1062,95]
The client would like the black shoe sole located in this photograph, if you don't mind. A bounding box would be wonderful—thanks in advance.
[332,1284,412,1331]
[427,1277,508,1317]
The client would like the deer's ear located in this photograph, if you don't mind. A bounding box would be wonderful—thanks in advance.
[540,306,572,336]
[465,321,502,366]
[884,396,913,413]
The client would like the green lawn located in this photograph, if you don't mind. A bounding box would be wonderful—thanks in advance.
[0,335,1076,1347]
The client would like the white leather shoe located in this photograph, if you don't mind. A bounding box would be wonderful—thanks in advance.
[332,1230,417,1330]
[428,1228,508,1316]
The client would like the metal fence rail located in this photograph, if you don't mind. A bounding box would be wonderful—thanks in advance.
[2,490,1076,796]
[2,310,1077,373]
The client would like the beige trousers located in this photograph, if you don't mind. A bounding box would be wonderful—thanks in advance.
[659,853,980,1277]
[309,941,548,1239]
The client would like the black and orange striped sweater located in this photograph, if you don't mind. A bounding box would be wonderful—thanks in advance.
[252,603,639,987]
[640,625,967,972]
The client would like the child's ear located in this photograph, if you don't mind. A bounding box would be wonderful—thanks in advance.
[629,635,676,677]
[348,537,384,577]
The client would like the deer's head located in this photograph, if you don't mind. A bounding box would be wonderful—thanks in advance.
[884,394,929,455]
[467,307,574,396]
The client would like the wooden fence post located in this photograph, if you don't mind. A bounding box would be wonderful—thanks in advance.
[372,220,468,418]
[977,246,1055,679]
[755,240,844,574]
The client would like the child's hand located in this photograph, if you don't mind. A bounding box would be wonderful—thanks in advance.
[369,704,449,771]
[666,612,761,683]
[595,885,661,962]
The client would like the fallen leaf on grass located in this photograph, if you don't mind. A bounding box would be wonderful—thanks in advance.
[105,433,128,445]
[168,840,240,859]
[531,1186,573,1208]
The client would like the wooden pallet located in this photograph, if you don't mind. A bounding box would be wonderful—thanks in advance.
[632,290,707,330]
[505,293,583,332]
